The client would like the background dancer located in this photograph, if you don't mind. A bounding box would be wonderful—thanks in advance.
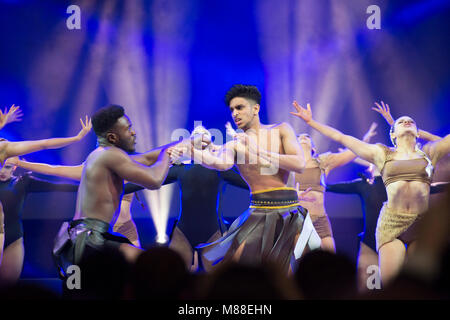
[0,104,23,272]
[291,122,377,252]
[0,114,91,286]
[0,157,79,287]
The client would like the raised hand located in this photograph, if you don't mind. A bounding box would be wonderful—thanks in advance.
[76,116,92,140]
[362,122,378,142]
[225,122,237,138]
[290,101,312,124]
[372,101,394,126]
[0,104,23,129]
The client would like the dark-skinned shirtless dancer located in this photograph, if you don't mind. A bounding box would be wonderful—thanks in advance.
[53,105,177,278]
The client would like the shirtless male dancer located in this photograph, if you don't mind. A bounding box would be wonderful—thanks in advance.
[175,85,321,273]
[53,105,177,278]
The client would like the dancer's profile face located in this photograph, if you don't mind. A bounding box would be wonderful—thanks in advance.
[229,97,258,130]
[111,115,136,153]
[0,158,17,181]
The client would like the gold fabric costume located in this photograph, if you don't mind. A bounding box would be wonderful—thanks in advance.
[375,144,434,250]
[376,202,424,251]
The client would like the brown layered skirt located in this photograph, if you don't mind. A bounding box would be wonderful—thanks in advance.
[196,188,320,273]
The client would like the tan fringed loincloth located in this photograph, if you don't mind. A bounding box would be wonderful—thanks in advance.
[375,202,424,251]
[311,214,333,239]
[196,188,320,273]
[114,219,140,245]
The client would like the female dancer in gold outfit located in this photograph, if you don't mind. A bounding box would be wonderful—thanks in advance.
[291,100,450,286]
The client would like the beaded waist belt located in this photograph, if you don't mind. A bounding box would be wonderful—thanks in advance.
[250,187,299,209]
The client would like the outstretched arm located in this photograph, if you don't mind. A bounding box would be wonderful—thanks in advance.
[0,104,23,130]
[323,122,378,174]
[191,142,236,171]
[0,116,92,163]
[13,159,83,181]
[372,101,441,141]
[131,140,183,167]
[122,165,181,194]
[172,135,236,171]
[107,145,172,190]
[291,101,385,169]
[352,156,372,168]
[255,122,306,173]
[226,122,305,173]
[423,134,450,165]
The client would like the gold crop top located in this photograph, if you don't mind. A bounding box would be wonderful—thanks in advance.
[378,144,433,187]
[295,158,326,193]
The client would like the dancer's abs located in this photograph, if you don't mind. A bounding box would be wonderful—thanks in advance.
[386,180,430,214]
[74,167,124,224]
[237,163,290,193]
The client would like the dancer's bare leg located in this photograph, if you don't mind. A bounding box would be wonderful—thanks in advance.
[200,230,222,273]
[0,238,24,287]
[320,236,336,253]
[118,243,143,264]
[378,239,406,287]
[169,226,193,270]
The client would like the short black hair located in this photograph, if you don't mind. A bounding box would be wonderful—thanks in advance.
[225,84,261,106]
[92,104,125,137]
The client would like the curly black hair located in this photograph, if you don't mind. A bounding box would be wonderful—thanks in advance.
[224,84,261,106]
[92,104,125,137]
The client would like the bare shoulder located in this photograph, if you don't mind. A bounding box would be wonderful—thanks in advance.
[265,122,295,135]
[374,142,393,156]
[265,122,291,130]
[86,146,129,167]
